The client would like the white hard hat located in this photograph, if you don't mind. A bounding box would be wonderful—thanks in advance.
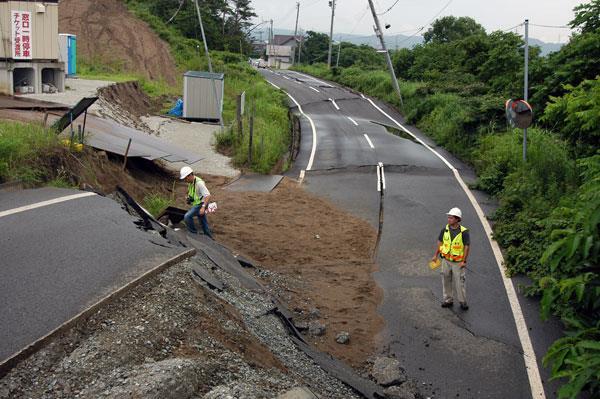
[180,166,193,180]
[446,207,462,219]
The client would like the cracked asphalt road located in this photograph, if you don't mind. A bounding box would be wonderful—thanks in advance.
[0,187,185,363]
[261,69,563,398]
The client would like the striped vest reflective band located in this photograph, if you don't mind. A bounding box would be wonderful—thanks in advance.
[187,176,204,206]
[440,224,468,262]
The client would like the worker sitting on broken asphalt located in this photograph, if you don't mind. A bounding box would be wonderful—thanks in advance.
[431,207,470,310]
[180,166,213,238]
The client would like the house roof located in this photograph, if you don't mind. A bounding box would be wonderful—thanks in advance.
[273,35,302,46]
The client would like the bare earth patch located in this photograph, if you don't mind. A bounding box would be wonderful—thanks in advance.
[203,176,385,369]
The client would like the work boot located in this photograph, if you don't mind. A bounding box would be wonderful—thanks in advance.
[460,302,469,310]
[441,301,453,308]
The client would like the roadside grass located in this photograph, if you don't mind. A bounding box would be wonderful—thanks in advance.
[142,193,172,218]
[0,121,62,184]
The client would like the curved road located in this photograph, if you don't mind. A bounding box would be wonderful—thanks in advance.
[260,69,563,399]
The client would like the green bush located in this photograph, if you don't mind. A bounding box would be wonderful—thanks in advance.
[537,155,600,399]
[0,121,60,184]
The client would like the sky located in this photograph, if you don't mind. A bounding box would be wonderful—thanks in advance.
[249,0,586,43]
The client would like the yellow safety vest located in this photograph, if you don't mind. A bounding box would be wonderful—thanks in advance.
[187,176,205,206]
[440,224,468,262]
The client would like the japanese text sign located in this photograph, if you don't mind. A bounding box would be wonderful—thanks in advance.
[12,11,32,60]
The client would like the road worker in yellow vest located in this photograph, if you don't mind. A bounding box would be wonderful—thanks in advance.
[180,166,213,238]
[431,207,470,310]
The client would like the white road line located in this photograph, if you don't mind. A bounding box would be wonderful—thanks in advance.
[286,93,317,172]
[299,170,306,183]
[361,93,366,99]
[329,98,340,111]
[309,87,320,93]
[283,75,291,80]
[268,81,281,90]
[290,71,333,88]
[0,192,97,219]
[364,134,375,148]
[347,117,359,126]
[366,95,546,399]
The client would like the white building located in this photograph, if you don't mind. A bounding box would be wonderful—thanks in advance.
[266,35,302,69]
[0,0,64,95]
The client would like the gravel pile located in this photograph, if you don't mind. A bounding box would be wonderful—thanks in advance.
[0,250,365,398]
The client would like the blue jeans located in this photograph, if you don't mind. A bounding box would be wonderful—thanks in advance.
[184,205,213,238]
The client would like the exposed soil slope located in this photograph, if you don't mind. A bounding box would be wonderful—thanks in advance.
[59,0,177,85]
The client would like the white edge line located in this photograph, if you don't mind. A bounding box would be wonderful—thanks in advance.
[366,95,546,399]
[361,93,366,99]
[268,81,281,90]
[328,98,340,111]
[287,93,317,172]
[381,164,386,190]
[310,86,320,93]
[376,164,381,192]
[0,192,97,219]
[365,97,453,169]
[299,170,306,183]
[347,117,359,126]
[291,71,334,88]
[363,134,375,149]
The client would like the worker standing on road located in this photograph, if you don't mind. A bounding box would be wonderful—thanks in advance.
[180,166,213,238]
[431,207,470,310]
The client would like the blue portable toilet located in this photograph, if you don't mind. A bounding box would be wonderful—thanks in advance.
[59,34,77,77]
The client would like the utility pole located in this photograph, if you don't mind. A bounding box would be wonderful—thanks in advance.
[367,0,403,107]
[269,19,274,67]
[336,40,341,67]
[298,29,303,64]
[523,19,529,162]
[194,0,223,127]
[327,0,336,68]
[293,2,300,64]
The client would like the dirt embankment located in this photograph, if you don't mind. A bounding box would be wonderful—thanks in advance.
[59,0,177,85]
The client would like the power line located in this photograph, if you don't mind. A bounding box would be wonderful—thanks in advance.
[378,0,401,16]
[166,0,185,24]
[350,7,370,34]
[392,0,453,46]
[500,22,524,32]
[530,23,570,29]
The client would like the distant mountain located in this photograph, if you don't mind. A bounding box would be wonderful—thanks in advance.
[251,28,563,56]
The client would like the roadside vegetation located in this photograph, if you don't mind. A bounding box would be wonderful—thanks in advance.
[115,0,290,173]
[0,121,70,186]
[294,2,600,397]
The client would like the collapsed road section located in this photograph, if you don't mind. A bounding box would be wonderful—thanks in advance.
[0,188,423,399]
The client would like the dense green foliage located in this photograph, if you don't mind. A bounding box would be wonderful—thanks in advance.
[300,30,386,68]
[121,0,289,173]
[124,0,256,54]
[294,2,599,396]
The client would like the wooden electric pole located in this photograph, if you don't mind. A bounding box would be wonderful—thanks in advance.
[327,0,336,68]
[367,0,403,107]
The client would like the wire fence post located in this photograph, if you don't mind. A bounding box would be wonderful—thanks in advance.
[122,138,132,171]
[236,93,243,140]
[248,102,254,167]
